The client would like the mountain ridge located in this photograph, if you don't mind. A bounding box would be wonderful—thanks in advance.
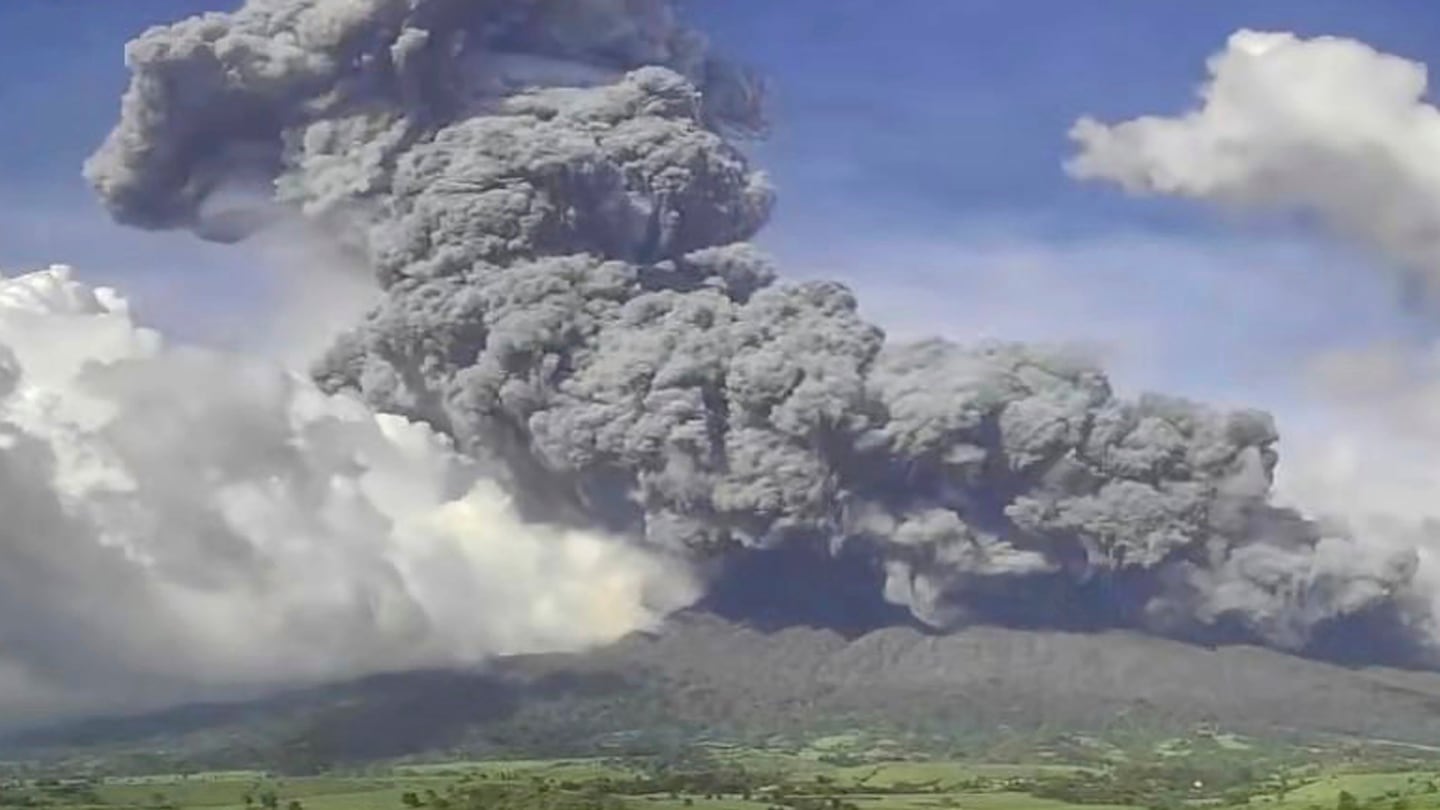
[10,614,1440,771]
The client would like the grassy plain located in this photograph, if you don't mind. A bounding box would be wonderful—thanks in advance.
[5,738,1440,810]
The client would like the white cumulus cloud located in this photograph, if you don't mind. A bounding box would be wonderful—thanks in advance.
[1069,29,1440,292]
[0,265,696,725]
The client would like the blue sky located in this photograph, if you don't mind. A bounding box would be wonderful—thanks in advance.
[2,1,1439,411]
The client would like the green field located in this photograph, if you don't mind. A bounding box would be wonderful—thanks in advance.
[6,738,1440,810]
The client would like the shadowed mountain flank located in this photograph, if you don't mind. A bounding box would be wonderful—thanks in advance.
[11,618,1440,770]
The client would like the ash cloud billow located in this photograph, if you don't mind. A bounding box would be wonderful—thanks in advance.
[82,1,1429,664]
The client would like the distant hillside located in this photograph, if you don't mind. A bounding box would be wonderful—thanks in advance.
[10,614,1440,772]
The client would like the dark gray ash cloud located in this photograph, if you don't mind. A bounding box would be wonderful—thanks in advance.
[86,0,1427,659]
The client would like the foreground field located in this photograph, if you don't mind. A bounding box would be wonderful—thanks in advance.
[6,741,1440,810]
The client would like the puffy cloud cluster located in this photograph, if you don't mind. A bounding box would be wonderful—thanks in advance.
[1068,29,1440,294]
[0,264,694,724]
[82,0,1430,668]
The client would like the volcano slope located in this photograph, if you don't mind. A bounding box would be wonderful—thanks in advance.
[10,614,1440,771]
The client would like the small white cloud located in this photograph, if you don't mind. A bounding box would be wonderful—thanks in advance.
[1069,29,1440,292]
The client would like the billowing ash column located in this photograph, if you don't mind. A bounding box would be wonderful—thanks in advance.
[87,0,1425,657]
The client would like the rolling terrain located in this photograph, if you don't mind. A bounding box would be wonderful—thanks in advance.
[11,614,1440,772]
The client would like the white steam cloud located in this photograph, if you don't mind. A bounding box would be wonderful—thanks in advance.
[0,264,695,724]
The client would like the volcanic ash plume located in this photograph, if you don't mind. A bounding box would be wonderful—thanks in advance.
[0,264,694,723]
[84,1,1424,657]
